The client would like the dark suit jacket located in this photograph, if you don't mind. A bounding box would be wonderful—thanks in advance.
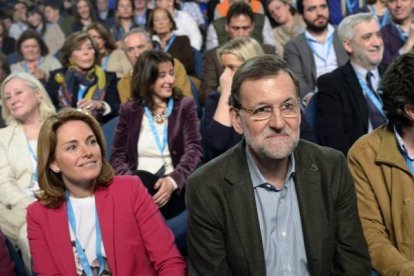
[200,43,276,101]
[46,68,120,124]
[284,31,349,99]
[186,139,371,275]
[316,61,387,155]
[109,97,202,191]
[381,23,404,65]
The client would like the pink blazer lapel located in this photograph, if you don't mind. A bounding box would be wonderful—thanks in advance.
[95,187,115,273]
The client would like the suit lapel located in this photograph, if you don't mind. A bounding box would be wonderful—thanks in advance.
[293,143,324,275]
[223,142,266,276]
[299,34,317,82]
[129,104,144,167]
[95,187,115,273]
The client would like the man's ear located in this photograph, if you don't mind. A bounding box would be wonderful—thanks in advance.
[404,103,414,121]
[225,23,229,33]
[230,107,244,135]
[342,39,353,55]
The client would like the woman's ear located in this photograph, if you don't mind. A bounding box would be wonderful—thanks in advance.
[404,103,414,121]
[49,161,61,173]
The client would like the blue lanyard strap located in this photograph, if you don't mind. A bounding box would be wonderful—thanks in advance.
[345,0,359,14]
[26,139,38,184]
[77,85,88,102]
[306,34,334,65]
[143,98,174,155]
[163,34,176,52]
[101,56,109,71]
[65,191,104,276]
[356,74,386,117]
[371,7,389,28]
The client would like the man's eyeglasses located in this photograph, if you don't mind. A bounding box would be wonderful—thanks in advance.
[238,100,300,121]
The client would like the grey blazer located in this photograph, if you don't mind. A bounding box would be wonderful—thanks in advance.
[186,139,371,276]
[284,31,349,99]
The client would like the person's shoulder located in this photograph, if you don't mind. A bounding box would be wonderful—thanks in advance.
[107,175,141,193]
[296,139,345,163]
[27,200,51,219]
[318,62,350,82]
[348,125,388,157]
[104,71,117,80]
[0,125,16,142]
[261,43,276,54]
[286,32,306,46]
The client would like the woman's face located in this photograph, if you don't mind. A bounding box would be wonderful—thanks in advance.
[28,12,42,28]
[153,9,173,35]
[152,62,175,103]
[69,39,96,71]
[87,29,105,52]
[3,78,41,123]
[21,38,41,62]
[50,120,102,191]
[220,53,243,75]
[117,0,133,18]
[77,0,91,20]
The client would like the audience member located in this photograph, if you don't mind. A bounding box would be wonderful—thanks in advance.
[0,54,10,128]
[72,0,98,32]
[116,28,191,102]
[348,51,414,275]
[27,6,65,56]
[380,0,414,65]
[11,30,62,83]
[112,0,138,41]
[0,72,55,273]
[316,13,386,155]
[328,0,362,25]
[180,0,206,28]
[201,2,276,99]
[86,22,117,71]
[267,0,305,56]
[9,1,28,40]
[214,0,264,19]
[0,19,16,56]
[148,7,195,75]
[94,0,116,28]
[43,1,74,36]
[284,0,348,104]
[134,0,153,27]
[110,50,202,251]
[206,2,275,50]
[186,54,371,275]
[360,0,390,28]
[156,0,203,50]
[28,108,186,275]
[46,31,120,123]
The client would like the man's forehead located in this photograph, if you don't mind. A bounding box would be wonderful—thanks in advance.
[228,15,253,26]
[125,34,149,46]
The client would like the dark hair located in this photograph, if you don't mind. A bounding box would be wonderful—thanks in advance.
[16,29,49,57]
[229,54,300,109]
[73,0,97,23]
[27,6,47,35]
[44,0,62,10]
[85,22,117,52]
[226,2,255,25]
[60,31,99,67]
[296,0,305,14]
[37,108,114,208]
[267,0,296,16]
[131,49,182,110]
[115,0,136,28]
[147,7,177,35]
[381,52,414,128]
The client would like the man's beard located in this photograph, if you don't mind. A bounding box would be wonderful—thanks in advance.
[304,17,328,33]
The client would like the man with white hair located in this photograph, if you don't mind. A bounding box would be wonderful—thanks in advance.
[316,13,387,155]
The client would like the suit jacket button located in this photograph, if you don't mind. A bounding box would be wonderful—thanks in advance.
[404,198,411,205]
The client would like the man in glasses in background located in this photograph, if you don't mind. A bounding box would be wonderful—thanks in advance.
[186,54,371,275]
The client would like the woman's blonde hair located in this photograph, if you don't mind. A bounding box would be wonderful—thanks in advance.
[0,72,55,126]
[217,37,264,64]
[37,108,114,208]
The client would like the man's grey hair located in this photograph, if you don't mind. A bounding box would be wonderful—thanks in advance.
[121,27,152,51]
[338,13,379,42]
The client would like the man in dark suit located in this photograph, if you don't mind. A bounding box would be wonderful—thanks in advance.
[316,13,387,155]
[284,0,348,104]
[186,54,371,275]
[200,2,276,100]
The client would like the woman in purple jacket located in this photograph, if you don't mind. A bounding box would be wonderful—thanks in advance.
[110,50,202,251]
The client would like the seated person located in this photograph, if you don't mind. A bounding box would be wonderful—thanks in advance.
[348,52,414,275]
[28,108,186,275]
[46,31,120,124]
[110,50,202,250]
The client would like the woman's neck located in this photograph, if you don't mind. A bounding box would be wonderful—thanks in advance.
[66,182,95,198]
[159,32,172,48]
[401,125,414,156]
[23,115,42,140]
[81,17,92,26]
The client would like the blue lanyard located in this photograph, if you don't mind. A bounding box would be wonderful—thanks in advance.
[101,56,109,71]
[22,57,42,73]
[143,98,174,155]
[356,74,386,117]
[371,7,389,28]
[65,191,104,276]
[163,35,176,52]
[77,85,88,102]
[345,0,359,14]
[306,34,334,65]
[27,139,38,184]
[394,23,408,42]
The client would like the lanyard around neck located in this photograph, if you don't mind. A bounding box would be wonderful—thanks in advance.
[65,191,104,276]
[143,98,174,155]
[77,85,88,102]
[356,74,385,117]
[306,34,334,65]
[26,138,38,184]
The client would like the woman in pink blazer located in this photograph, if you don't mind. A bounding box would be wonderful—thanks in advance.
[27,108,185,275]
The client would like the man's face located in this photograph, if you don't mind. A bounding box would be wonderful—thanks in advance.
[123,32,152,66]
[388,0,414,24]
[156,0,173,10]
[44,6,59,23]
[301,0,329,33]
[14,3,27,22]
[225,15,254,39]
[96,0,108,11]
[231,72,301,161]
[343,19,383,69]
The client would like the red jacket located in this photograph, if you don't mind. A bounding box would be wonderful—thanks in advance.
[27,175,186,275]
